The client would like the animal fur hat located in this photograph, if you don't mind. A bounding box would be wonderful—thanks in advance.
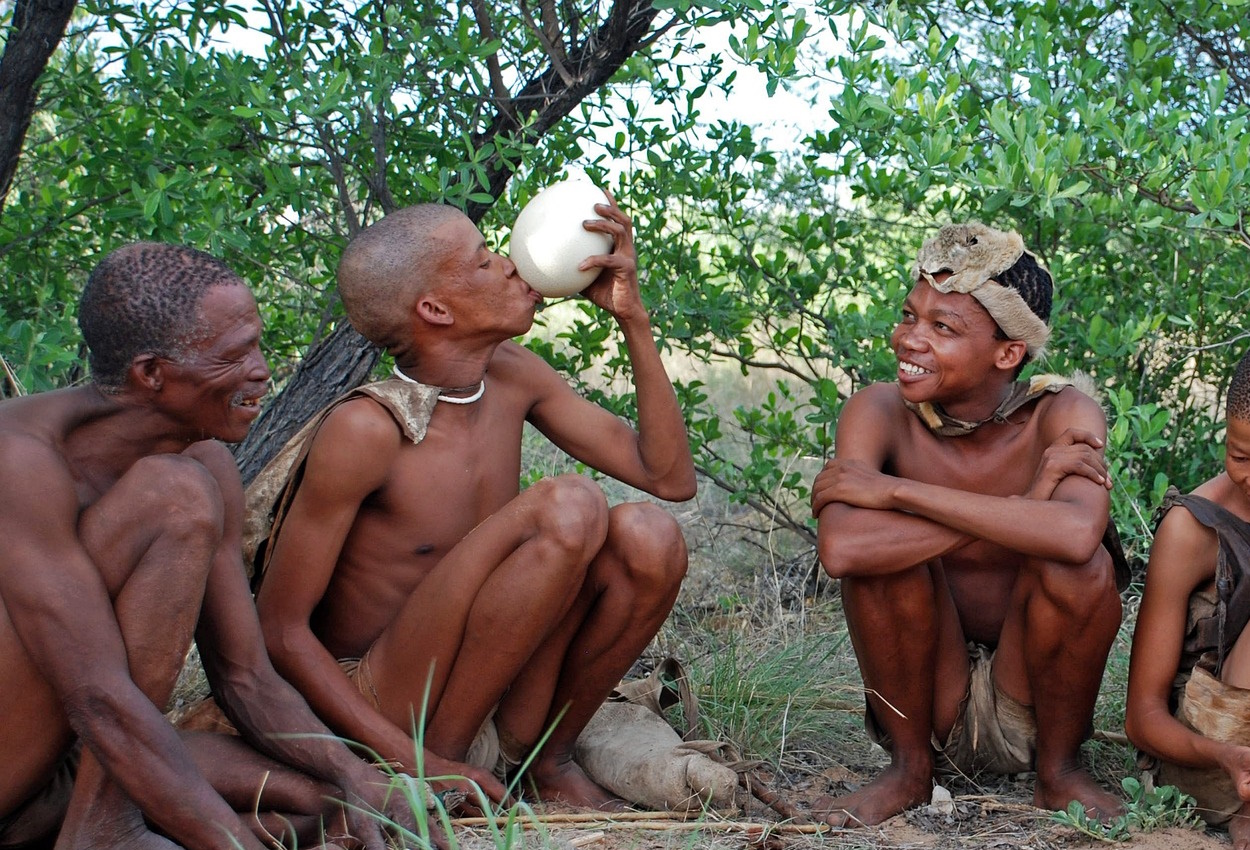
[911,222,1052,358]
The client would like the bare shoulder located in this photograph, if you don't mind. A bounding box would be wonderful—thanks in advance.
[0,392,82,479]
[299,395,406,500]
[834,382,908,460]
[0,429,79,540]
[488,341,569,408]
[317,394,407,451]
[1035,385,1107,437]
[1148,484,1221,589]
[839,382,909,434]
[0,387,82,440]
[489,340,562,385]
[844,382,907,419]
[0,426,69,485]
[1192,473,1250,523]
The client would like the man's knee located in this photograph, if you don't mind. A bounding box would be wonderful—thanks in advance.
[130,454,226,543]
[605,502,689,591]
[528,474,610,560]
[83,455,225,576]
[1027,547,1120,622]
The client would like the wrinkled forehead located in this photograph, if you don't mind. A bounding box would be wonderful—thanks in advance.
[184,282,261,344]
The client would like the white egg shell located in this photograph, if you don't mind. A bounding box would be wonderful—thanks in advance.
[510,179,614,297]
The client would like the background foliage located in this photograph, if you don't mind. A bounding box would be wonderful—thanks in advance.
[3,0,1250,567]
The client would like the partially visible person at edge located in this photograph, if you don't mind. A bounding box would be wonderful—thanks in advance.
[1127,348,1250,849]
[252,196,696,810]
[810,222,1126,827]
[0,243,417,850]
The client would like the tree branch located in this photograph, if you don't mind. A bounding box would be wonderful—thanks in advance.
[0,0,77,216]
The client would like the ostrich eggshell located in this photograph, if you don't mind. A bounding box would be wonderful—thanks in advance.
[510,179,614,297]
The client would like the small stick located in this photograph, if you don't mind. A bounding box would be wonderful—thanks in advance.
[1093,729,1131,746]
[568,832,605,847]
[741,772,805,822]
[451,810,690,827]
[453,815,832,835]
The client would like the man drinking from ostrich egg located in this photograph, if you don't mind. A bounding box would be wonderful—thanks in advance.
[250,179,697,809]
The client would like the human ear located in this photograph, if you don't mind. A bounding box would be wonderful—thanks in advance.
[129,353,164,392]
[995,339,1027,371]
[416,297,454,327]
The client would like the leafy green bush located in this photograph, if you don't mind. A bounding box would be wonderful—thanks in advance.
[1052,777,1202,842]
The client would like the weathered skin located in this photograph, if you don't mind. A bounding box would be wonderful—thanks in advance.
[0,276,416,850]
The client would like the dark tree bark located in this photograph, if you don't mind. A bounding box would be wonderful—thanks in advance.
[231,0,666,483]
[233,320,381,483]
[0,0,77,215]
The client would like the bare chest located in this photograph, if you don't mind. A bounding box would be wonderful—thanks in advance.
[890,422,1047,498]
[366,403,527,546]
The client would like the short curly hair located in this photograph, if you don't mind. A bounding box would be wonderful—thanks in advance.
[78,243,243,392]
[1228,348,1250,422]
[337,204,464,352]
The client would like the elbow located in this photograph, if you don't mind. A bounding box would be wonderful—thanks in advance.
[816,508,869,579]
[1044,505,1105,564]
[1123,712,1144,750]
[660,474,697,503]
[63,679,145,741]
[818,538,858,580]
[259,617,303,679]
[1057,527,1105,566]
[649,465,697,503]
[1123,699,1156,752]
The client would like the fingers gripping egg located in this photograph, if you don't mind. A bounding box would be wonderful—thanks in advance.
[510,177,614,297]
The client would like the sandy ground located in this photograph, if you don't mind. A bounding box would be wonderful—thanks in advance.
[447,763,1232,850]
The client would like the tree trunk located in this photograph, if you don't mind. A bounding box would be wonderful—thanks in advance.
[233,321,380,484]
[0,0,77,215]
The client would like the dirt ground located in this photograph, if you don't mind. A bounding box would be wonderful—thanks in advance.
[451,775,1232,850]
[449,744,1230,850]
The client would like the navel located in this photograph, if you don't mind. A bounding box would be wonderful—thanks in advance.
[414,543,435,556]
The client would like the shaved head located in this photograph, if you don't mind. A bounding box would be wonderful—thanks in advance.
[337,204,465,351]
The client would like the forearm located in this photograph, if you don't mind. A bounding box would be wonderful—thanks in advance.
[245,634,418,770]
[890,478,1105,564]
[1128,700,1238,772]
[818,503,973,577]
[618,312,696,499]
[70,688,252,849]
[213,662,384,790]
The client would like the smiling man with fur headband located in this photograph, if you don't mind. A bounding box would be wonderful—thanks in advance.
[810,222,1126,827]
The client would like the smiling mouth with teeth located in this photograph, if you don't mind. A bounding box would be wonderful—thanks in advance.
[899,361,931,376]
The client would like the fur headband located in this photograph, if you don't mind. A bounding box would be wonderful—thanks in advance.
[912,222,1052,358]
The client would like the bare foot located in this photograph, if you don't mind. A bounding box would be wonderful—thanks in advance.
[810,765,931,827]
[527,759,627,811]
[1034,767,1124,821]
[1230,804,1250,850]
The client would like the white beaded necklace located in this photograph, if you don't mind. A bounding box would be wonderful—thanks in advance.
[391,365,485,405]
